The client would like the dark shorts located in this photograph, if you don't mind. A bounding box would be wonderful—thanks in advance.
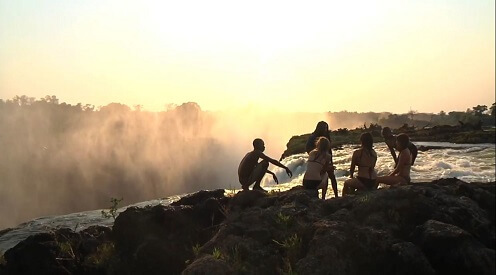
[303,179,321,190]
[357,177,377,190]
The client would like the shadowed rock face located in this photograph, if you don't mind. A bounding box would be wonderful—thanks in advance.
[1,179,494,275]
[2,226,112,275]
[280,125,495,160]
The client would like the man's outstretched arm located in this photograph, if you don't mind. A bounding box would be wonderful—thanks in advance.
[259,153,293,177]
[266,170,279,184]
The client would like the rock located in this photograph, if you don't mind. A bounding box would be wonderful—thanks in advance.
[171,189,226,207]
[413,220,495,275]
[280,126,495,159]
[4,232,69,275]
[229,190,268,210]
[3,226,111,275]
[389,242,435,275]
[182,255,233,275]
[111,189,229,275]
[417,145,452,151]
[3,180,495,274]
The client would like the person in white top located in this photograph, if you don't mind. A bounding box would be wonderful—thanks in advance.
[303,137,333,199]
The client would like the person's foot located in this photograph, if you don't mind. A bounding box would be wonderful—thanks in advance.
[253,186,268,193]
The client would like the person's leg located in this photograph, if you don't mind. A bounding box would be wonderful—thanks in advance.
[252,160,269,191]
[317,176,328,200]
[376,175,407,186]
[411,149,418,165]
[343,178,366,196]
[239,178,251,191]
[328,172,339,198]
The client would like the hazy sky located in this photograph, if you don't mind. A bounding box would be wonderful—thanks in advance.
[0,0,494,113]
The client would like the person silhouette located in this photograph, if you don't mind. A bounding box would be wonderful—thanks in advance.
[238,138,293,192]
[343,132,378,195]
[382,127,418,165]
[303,136,333,199]
[377,133,413,185]
[305,121,339,198]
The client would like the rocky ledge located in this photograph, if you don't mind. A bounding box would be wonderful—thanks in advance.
[280,124,495,159]
[0,179,494,275]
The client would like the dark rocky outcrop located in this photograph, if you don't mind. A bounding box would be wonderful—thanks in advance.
[280,125,495,159]
[1,179,494,275]
[2,226,111,275]
[111,189,229,275]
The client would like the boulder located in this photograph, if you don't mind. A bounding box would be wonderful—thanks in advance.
[111,189,228,274]
[182,255,233,275]
[413,220,495,275]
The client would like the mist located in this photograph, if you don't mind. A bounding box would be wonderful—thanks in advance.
[0,97,327,229]
[3,96,492,229]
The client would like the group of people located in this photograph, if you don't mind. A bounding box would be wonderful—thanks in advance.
[237,121,418,199]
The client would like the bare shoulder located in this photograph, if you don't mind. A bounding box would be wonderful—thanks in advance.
[351,149,360,159]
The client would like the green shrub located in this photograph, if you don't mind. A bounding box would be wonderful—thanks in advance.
[101,197,123,220]
[85,242,115,267]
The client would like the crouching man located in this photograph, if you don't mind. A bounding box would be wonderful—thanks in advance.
[238,138,293,192]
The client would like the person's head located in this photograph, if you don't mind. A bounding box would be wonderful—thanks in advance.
[360,132,373,150]
[315,136,331,153]
[396,133,409,150]
[314,121,329,136]
[253,138,265,152]
[381,127,393,138]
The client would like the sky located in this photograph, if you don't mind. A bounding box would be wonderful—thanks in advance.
[0,0,494,113]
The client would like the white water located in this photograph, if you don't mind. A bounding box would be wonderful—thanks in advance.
[266,142,495,193]
[0,142,494,253]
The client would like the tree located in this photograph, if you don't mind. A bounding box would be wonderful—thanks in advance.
[439,110,446,116]
[407,109,418,121]
[42,95,59,104]
[472,105,487,117]
[490,103,496,117]
[12,95,35,106]
[83,104,95,112]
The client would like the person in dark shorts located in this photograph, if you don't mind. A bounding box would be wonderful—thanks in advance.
[303,137,333,199]
[382,127,418,165]
[238,138,293,192]
[343,132,378,195]
[305,121,339,198]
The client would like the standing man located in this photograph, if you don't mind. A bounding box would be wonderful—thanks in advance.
[306,121,339,198]
[238,138,293,192]
[381,127,418,165]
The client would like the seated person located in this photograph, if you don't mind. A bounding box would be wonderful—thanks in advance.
[382,127,418,165]
[376,133,412,186]
[238,138,292,192]
[303,137,333,199]
[343,132,378,195]
[305,121,339,198]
